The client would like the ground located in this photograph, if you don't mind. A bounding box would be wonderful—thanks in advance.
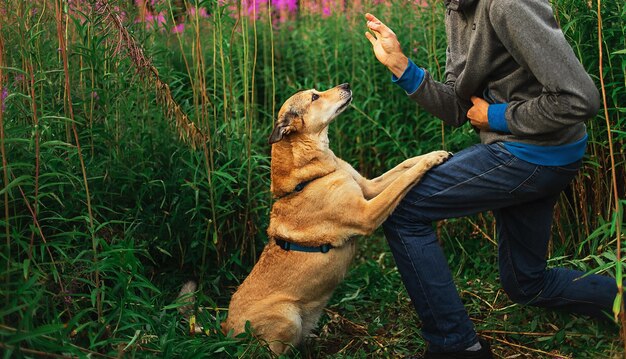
[188,226,622,358]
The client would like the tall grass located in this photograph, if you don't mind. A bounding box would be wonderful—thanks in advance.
[0,0,624,357]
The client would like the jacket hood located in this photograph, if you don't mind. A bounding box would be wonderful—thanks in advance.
[445,0,478,11]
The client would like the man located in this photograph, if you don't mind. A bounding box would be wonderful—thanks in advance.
[364,0,616,358]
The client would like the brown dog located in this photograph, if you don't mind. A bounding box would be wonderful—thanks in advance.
[211,84,448,354]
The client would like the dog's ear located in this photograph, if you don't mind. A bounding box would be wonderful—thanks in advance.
[268,111,298,144]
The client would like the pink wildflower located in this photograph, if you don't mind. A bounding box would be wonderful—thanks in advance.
[188,7,209,18]
[135,0,165,6]
[1,87,8,112]
[112,6,127,23]
[144,12,166,30]
[321,0,332,17]
[245,0,266,19]
[172,23,185,34]
[272,0,298,12]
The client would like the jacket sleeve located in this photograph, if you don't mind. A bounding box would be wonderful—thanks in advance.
[407,47,472,128]
[489,0,600,136]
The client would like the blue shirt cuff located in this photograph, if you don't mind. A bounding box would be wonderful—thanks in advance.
[488,103,510,133]
[391,59,425,95]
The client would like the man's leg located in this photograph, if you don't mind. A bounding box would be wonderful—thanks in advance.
[495,194,617,319]
[383,143,529,352]
[382,143,614,352]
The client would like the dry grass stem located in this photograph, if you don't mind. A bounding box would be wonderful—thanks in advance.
[92,0,206,149]
[482,334,573,359]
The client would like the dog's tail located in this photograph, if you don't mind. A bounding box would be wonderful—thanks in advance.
[177,281,205,334]
[177,280,197,315]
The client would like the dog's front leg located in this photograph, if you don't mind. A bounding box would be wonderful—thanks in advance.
[360,153,446,199]
[346,150,450,237]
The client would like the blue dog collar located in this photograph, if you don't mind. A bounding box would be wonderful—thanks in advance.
[275,238,333,254]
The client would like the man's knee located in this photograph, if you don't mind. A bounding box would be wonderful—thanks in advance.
[500,276,544,305]
[383,208,433,239]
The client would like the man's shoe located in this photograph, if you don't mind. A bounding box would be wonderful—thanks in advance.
[411,338,493,359]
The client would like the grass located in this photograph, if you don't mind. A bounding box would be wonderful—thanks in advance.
[150,229,622,358]
[313,234,622,359]
[0,0,624,357]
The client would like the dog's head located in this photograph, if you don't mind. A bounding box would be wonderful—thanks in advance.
[268,83,352,144]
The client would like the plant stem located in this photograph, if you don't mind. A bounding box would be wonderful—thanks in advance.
[596,0,625,343]
[0,11,10,284]
[55,0,100,322]
[27,60,40,261]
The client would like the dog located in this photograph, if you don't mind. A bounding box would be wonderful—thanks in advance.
[184,83,450,354]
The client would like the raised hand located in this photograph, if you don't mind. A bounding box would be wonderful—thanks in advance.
[364,13,409,78]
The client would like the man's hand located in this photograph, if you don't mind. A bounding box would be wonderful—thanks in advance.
[467,96,490,131]
[364,13,408,78]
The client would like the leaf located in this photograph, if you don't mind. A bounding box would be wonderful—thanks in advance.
[122,330,142,351]
[0,66,28,75]
[5,324,66,344]
[0,175,32,195]
[613,292,622,322]
[156,246,173,257]
[22,259,30,280]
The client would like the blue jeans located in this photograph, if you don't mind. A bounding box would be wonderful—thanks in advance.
[383,143,617,352]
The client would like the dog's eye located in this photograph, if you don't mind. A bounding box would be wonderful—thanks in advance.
[311,93,320,102]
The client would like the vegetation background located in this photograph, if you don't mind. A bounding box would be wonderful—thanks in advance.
[0,0,624,357]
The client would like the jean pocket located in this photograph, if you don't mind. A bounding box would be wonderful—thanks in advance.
[509,165,541,195]
[484,142,515,165]
[545,160,582,175]
[510,162,580,197]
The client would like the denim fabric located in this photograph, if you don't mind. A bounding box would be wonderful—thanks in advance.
[382,142,617,353]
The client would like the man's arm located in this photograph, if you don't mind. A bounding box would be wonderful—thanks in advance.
[365,13,470,128]
[488,0,600,136]
[407,67,471,128]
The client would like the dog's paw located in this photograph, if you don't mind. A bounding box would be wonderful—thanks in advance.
[425,150,451,167]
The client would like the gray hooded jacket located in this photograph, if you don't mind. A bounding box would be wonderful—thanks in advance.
[412,0,600,146]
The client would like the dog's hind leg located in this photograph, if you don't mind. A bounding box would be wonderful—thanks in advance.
[300,306,325,339]
[256,304,303,355]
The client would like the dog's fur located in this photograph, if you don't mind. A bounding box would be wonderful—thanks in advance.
[184,84,449,354]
